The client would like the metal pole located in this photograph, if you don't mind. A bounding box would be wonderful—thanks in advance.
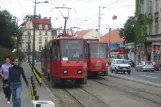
[16,18,19,58]
[134,23,136,64]
[32,0,36,69]
[28,31,31,63]
[109,28,111,62]
[98,5,101,41]
[63,18,68,34]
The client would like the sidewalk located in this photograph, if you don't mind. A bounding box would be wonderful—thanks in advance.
[0,63,54,107]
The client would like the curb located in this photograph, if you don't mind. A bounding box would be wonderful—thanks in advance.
[108,74,161,88]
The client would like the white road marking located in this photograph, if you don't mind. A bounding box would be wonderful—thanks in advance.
[149,73,157,75]
[140,75,160,79]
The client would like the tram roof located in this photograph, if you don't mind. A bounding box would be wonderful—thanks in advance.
[49,37,84,42]
[87,41,107,44]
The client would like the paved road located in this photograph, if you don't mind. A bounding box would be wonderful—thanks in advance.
[108,67,161,84]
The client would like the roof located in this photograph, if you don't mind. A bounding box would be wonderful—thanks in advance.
[87,41,107,44]
[100,30,124,43]
[75,29,92,37]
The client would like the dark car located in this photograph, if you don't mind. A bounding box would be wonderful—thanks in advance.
[152,62,161,71]
[126,60,135,67]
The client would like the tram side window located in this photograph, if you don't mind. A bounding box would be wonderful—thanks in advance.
[57,46,60,61]
[53,46,56,60]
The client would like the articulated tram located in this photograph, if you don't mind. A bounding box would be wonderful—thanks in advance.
[41,35,87,85]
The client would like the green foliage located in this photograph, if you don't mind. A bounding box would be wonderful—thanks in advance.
[119,16,135,43]
[135,0,153,44]
[11,36,16,48]
[0,47,15,66]
[0,9,19,49]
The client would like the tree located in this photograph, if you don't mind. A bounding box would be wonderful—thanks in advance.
[0,10,19,49]
[119,16,135,43]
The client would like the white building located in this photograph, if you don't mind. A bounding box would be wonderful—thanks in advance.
[20,15,52,55]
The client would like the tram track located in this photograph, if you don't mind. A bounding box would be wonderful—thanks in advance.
[92,79,161,106]
[64,89,86,107]
[80,87,112,107]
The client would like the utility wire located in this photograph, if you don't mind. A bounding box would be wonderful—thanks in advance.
[106,0,120,8]
[16,0,30,15]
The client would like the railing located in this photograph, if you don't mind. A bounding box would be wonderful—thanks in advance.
[29,63,42,86]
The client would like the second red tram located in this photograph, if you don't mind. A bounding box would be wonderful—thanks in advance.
[41,37,87,85]
[87,41,108,77]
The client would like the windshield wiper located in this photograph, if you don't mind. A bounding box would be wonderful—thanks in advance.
[77,54,82,63]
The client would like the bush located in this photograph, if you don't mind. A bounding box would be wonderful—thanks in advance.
[0,46,15,66]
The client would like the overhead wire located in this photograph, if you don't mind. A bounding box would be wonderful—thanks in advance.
[16,0,31,15]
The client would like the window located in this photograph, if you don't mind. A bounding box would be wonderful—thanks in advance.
[149,23,152,35]
[45,31,48,35]
[52,30,57,35]
[45,25,48,30]
[156,0,158,12]
[61,40,83,61]
[141,0,144,13]
[155,19,158,34]
[116,60,129,64]
[90,44,107,58]
[39,37,42,44]
[149,0,152,13]
[39,24,42,29]
[39,45,41,51]
[39,31,42,35]
[45,37,48,44]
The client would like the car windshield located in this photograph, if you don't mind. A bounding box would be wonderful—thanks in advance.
[145,61,152,65]
[90,44,107,58]
[116,60,129,64]
[61,40,83,61]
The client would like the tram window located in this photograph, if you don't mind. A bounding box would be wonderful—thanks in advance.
[52,42,56,61]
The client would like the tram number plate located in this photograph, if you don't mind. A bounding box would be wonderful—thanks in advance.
[95,62,102,66]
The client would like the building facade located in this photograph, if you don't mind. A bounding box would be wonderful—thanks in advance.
[136,0,161,63]
[75,29,98,40]
[20,15,52,55]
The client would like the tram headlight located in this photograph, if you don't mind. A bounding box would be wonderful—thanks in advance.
[77,70,82,74]
[63,70,68,74]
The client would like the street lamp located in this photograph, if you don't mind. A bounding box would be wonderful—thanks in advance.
[32,0,49,69]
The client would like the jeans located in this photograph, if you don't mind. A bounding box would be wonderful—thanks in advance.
[10,83,22,107]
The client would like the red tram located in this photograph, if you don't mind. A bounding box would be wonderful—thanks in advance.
[41,37,87,85]
[87,41,108,77]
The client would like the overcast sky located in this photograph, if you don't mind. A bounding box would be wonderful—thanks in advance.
[1,0,135,35]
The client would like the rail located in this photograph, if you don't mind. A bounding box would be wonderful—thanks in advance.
[29,63,42,86]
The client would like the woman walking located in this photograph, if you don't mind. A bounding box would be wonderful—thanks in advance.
[9,58,29,107]
[0,56,12,103]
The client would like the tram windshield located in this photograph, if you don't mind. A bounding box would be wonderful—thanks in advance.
[61,40,83,61]
[90,44,107,58]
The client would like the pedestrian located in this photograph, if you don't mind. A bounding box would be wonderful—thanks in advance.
[9,57,29,107]
[0,56,12,103]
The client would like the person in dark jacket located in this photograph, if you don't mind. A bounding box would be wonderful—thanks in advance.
[8,58,29,107]
[0,56,12,103]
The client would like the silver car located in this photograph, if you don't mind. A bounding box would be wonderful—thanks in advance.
[136,61,154,72]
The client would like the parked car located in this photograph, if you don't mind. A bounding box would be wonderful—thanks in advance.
[126,59,135,67]
[136,61,154,72]
[110,59,131,74]
[152,62,161,71]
